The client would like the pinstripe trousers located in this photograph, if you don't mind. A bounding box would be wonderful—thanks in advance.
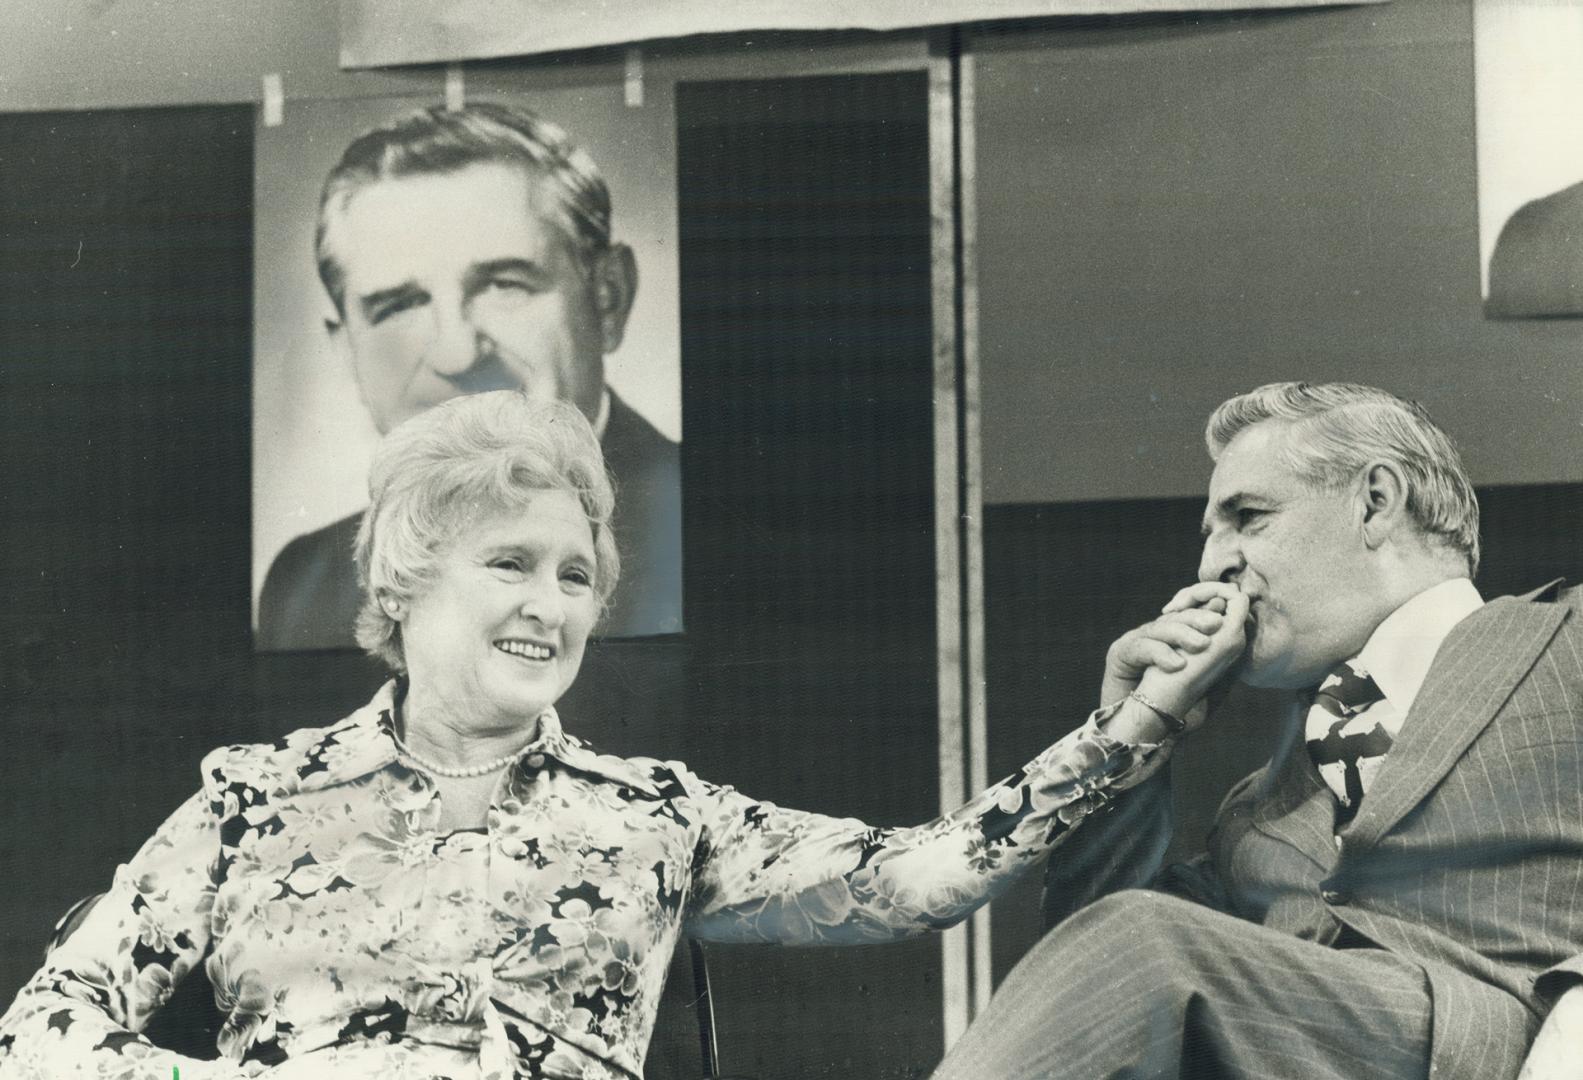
[931,889,1445,1080]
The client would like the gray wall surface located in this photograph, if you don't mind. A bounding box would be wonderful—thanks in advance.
[974,1,1583,506]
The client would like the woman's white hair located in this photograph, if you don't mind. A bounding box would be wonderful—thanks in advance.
[354,391,619,670]
[1206,381,1481,576]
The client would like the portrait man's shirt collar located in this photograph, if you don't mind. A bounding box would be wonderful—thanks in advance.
[592,386,611,440]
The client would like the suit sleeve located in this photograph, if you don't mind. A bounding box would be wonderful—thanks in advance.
[1041,750,1263,929]
[681,711,1171,944]
[1040,765,1176,930]
[0,787,251,1079]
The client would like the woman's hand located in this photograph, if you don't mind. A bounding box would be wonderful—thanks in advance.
[1137,586,1249,724]
[1101,583,1249,731]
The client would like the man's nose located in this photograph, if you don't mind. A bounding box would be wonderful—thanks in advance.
[424,304,491,378]
[1198,529,1242,584]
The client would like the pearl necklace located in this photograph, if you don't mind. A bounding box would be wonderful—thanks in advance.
[392,732,537,779]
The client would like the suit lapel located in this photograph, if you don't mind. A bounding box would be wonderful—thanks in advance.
[1340,593,1568,849]
[601,390,670,475]
[1250,696,1343,871]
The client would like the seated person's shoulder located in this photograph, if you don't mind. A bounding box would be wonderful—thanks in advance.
[560,733,698,802]
[1507,579,1583,620]
[1548,585,1583,656]
[200,714,369,798]
[1554,583,1583,615]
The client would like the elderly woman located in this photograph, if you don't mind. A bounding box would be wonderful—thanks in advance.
[0,392,1245,1079]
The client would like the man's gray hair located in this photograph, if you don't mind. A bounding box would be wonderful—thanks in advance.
[316,102,613,317]
[1206,382,1481,575]
[355,391,620,670]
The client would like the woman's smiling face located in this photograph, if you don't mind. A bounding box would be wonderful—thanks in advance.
[396,488,602,729]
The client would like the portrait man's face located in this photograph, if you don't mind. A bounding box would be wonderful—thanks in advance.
[1198,421,1375,690]
[326,162,630,435]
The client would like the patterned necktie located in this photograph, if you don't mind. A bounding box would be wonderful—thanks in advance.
[1305,660,1391,823]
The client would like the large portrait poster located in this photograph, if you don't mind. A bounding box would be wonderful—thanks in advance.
[253,90,682,650]
[1476,0,1583,317]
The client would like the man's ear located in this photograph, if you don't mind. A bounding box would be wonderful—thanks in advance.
[1359,460,1409,549]
[594,244,638,354]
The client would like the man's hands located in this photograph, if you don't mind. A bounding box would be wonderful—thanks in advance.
[1102,583,1250,734]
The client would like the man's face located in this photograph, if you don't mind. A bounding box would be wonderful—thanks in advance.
[328,162,615,435]
[1197,422,1377,689]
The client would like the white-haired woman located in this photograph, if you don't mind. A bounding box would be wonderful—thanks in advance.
[0,392,1246,1079]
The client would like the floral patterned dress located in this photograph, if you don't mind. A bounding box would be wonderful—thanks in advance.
[0,680,1166,1079]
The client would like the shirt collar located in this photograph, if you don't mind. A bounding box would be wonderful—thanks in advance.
[592,387,611,441]
[296,678,660,797]
[527,704,661,796]
[290,682,403,792]
[1352,577,1483,715]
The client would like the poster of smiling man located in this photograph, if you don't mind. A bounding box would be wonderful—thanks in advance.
[1477,0,1583,317]
[253,91,683,650]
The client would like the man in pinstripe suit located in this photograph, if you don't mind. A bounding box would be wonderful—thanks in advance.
[934,383,1583,1079]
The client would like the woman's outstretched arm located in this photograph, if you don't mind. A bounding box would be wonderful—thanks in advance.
[683,588,1247,945]
[681,702,1174,945]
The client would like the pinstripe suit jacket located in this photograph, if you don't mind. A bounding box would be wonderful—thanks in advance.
[1045,584,1583,1077]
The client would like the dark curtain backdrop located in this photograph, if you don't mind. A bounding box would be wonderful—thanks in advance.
[0,105,260,981]
[676,71,941,1080]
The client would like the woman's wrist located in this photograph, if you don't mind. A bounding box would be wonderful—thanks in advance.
[1100,693,1177,745]
[1125,689,1186,734]
[1134,670,1196,724]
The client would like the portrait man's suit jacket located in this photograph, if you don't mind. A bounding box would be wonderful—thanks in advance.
[1487,178,1583,317]
[257,391,682,650]
[1045,583,1583,1078]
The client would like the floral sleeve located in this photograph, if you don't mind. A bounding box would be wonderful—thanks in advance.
[682,709,1166,944]
[0,787,248,1080]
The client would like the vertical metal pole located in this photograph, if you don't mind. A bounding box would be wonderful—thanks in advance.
[957,43,993,1022]
[928,28,971,1053]
[930,24,986,1052]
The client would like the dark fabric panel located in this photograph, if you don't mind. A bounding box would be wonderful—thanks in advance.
[0,105,258,997]
[677,72,941,1080]
[983,483,1583,985]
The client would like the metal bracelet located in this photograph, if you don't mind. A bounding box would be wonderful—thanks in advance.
[1126,689,1187,734]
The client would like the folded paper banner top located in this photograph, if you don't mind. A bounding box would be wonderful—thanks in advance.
[339,0,1387,69]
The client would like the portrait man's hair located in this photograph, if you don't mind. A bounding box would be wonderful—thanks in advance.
[316,104,616,318]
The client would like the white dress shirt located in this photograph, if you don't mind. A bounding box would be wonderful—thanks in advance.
[1306,577,1484,809]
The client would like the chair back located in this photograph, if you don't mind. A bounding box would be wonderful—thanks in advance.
[690,937,723,1077]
